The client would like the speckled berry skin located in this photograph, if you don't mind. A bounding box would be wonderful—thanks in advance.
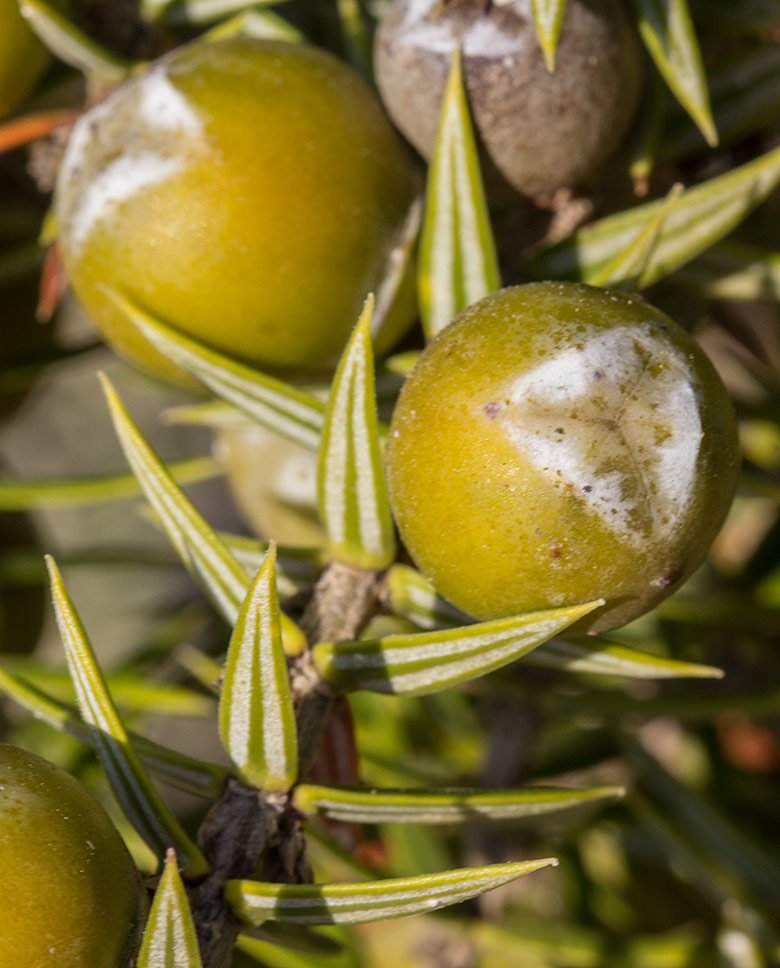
[374,0,641,198]
[0,744,144,968]
[55,38,419,385]
[0,0,51,120]
[386,283,739,634]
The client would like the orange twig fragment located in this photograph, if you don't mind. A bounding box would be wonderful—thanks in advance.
[37,244,68,323]
[0,109,79,155]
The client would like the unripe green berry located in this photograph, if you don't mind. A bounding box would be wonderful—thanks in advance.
[55,37,419,385]
[0,744,145,968]
[386,283,740,634]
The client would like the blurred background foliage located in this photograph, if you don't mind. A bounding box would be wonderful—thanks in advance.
[1,1,780,966]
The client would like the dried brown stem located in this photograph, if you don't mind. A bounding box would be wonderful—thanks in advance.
[300,558,384,644]
[294,561,384,774]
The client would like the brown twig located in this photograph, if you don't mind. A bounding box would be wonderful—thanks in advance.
[299,558,384,645]
[189,782,281,967]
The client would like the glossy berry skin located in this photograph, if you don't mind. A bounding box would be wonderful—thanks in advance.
[0,744,145,968]
[374,0,641,198]
[386,283,739,634]
[0,0,51,120]
[55,38,419,384]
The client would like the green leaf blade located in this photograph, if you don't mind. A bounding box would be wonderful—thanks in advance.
[100,374,248,622]
[588,183,684,290]
[385,563,472,630]
[99,373,306,654]
[202,8,305,42]
[336,0,372,77]
[159,0,286,26]
[219,545,298,793]
[20,0,132,80]
[162,400,249,431]
[629,0,718,146]
[672,239,780,302]
[532,637,723,679]
[46,556,208,876]
[220,531,321,597]
[225,860,557,926]
[0,457,220,510]
[628,73,667,195]
[312,600,603,695]
[530,0,569,71]
[293,783,623,823]
[664,44,780,161]
[238,923,347,959]
[384,567,722,679]
[137,509,322,599]
[418,48,501,340]
[317,296,396,570]
[0,664,228,798]
[104,290,325,452]
[530,144,780,287]
[137,849,203,968]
